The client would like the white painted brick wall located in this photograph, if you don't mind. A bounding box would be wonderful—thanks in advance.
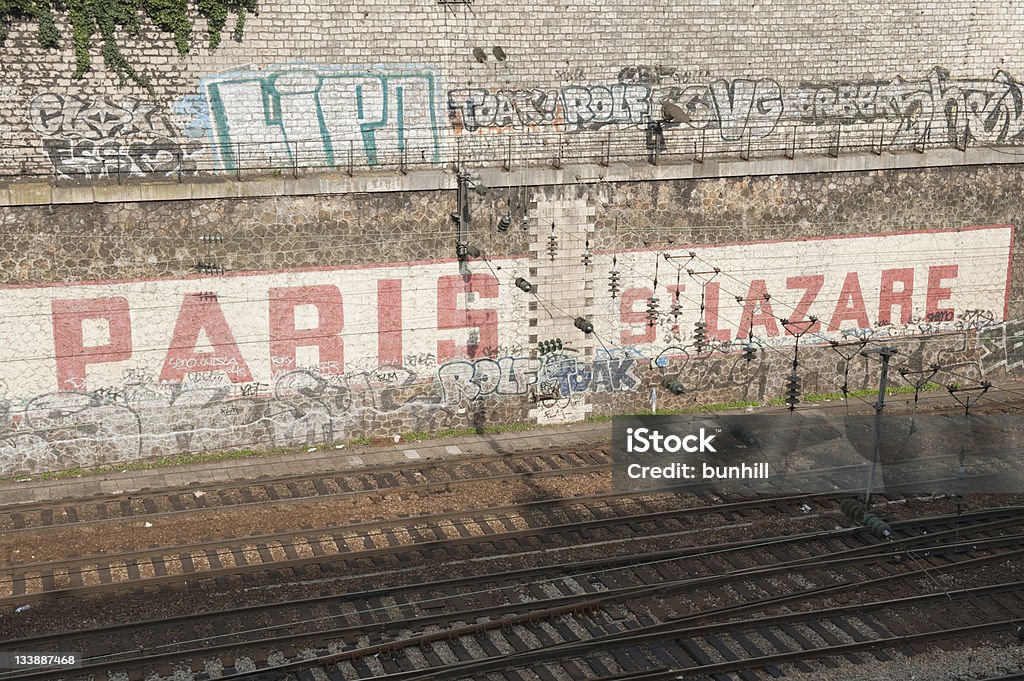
[1,1,1023,178]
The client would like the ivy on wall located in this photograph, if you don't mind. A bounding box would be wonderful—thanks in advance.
[0,0,258,91]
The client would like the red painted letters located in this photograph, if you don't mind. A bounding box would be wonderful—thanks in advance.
[269,285,345,374]
[878,268,915,325]
[925,265,958,322]
[737,280,779,339]
[160,294,253,383]
[52,297,133,391]
[619,288,656,344]
[436,274,499,361]
[785,275,824,334]
[828,272,870,331]
[377,279,404,366]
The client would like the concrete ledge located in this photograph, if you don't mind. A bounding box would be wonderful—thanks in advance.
[7,182,53,205]
[1,146,1022,208]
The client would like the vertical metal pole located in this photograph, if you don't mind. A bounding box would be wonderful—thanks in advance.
[291,141,298,179]
[455,168,470,261]
[863,347,898,507]
[348,141,354,177]
[235,142,241,180]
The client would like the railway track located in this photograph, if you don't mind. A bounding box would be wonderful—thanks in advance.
[3,455,1012,604]
[3,404,1022,681]
[2,487,847,602]
[3,506,1022,680]
[0,448,613,532]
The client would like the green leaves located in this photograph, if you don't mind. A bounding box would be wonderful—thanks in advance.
[142,0,191,54]
[0,0,259,90]
[197,0,255,49]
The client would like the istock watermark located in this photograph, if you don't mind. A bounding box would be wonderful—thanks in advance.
[611,413,1024,495]
[625,427,718,453]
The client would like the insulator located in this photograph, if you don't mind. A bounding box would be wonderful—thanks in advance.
[497,214,512,232]
[193,262,225,276]
[784,372,801,410]
[547,233,558,261]
[670,300,683,318]
[538,339,564,355]
[199,234,224,244]
[859,512,892,538]
[842,499,867,523]
[574,316,594,334]
[581,249,592,267]
[515,277,535,293]
[609,270,621,299]
[693,321,707,350]
[743,344,757,362]
[661,376,685,395]
[646,295,659,327]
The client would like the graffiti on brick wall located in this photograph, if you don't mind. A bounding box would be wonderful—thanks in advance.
[447,84,651,134]
[978,320,1024,373]
[28,93,201,178]
[450,67,1024,150]
[436,350,641,406]
[0,257,527,474]
[664,67,1024,146]
[648,326,986,407]
[0,84,16,168]
[0,339,649,475]
[200,65,441,170]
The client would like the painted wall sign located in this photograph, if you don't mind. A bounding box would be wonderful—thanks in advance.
[0,260,527,396]
[604,226,1013,354]
[0,227,1011,401]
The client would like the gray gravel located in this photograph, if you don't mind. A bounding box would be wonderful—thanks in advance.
[782,645,1024,680]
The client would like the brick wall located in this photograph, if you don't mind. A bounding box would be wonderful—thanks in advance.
[2,1,1024,179]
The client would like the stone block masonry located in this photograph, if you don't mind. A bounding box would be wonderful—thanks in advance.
[0,163,1022,474]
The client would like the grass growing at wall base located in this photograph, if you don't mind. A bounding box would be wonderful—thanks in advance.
[1,382,944,485]
[581,382,943,421]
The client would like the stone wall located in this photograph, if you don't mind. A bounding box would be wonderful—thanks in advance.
[1,1,1024,179]
[0,163,1020,474]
